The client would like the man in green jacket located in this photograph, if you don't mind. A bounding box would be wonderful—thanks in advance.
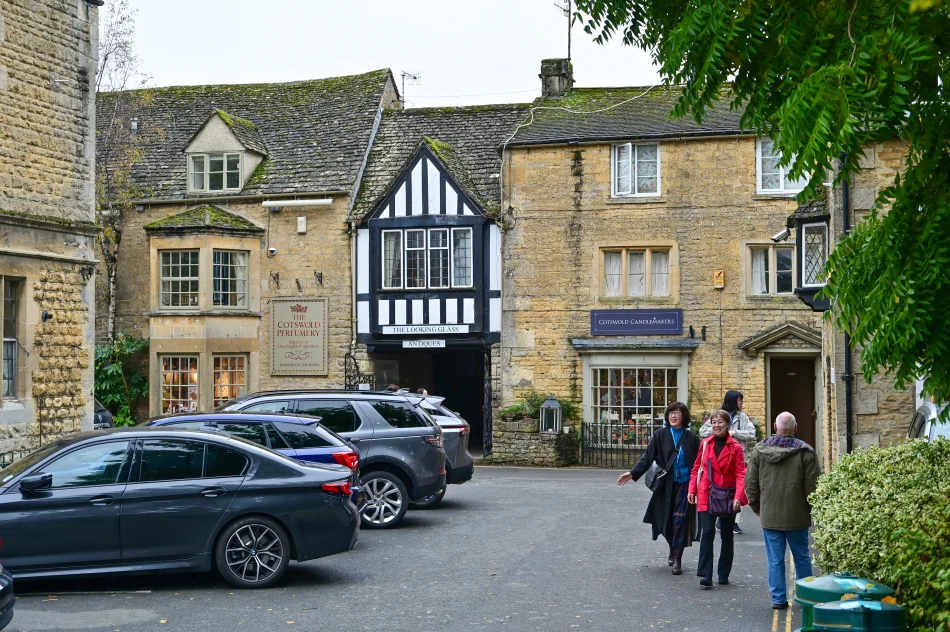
[745,412,822,610]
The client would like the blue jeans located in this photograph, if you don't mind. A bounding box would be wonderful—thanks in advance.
[763,528,813,605]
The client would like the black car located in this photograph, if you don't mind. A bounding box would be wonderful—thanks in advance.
[0,428,358,588]
[93,399,114,430]
[0,565,12,630]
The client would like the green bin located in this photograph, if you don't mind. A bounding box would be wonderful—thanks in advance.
[795,572,895,632]
[813,596,905,631]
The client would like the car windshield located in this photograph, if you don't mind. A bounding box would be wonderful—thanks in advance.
[0,442,63,484]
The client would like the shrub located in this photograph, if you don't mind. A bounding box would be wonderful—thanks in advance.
[94,333,149,427]
[810,439,950,631]
[518,390,581,422]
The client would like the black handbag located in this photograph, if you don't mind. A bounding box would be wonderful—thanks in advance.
[644,431,683,492]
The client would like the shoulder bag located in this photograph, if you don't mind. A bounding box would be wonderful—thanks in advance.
[644,430,684,492]
[697,439,737,517]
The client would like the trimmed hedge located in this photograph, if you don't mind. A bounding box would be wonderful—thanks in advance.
[811,439,950,631]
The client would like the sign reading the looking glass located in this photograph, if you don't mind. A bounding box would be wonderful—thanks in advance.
[271,298,328,375]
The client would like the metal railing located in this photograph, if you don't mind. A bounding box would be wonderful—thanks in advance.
[581,418,663,468]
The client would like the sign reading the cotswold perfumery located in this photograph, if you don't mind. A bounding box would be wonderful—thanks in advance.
[590,309,683,336]
[271,298,328,376]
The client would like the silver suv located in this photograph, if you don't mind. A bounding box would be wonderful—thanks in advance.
[219,390,446,529]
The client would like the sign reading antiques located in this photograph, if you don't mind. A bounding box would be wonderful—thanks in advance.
[590,309,683,336]
[271,298,329,375]
[382,325,469,335]
[402,339,446,349]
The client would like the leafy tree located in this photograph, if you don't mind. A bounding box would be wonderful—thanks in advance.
[574,0,950,404]
[94,333,149,427]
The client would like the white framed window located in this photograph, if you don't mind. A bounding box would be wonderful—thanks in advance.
[428,229,450,289]
[757,138,808,194]
[612,142,660,197]
[161,355,199,414]
[2,278,20,399]
[750,245,795,295]
[588,366,679,448]
[602,248,671,297]
[451,227,473,288]
[212,250,248,308]
[801,223,829,286]
[405,229,427,289]
[213,355,247,407]
[188,152,242,192]
[382,230,403,289]
[160,250,200,309]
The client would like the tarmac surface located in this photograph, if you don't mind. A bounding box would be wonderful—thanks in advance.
[9,466,804,632]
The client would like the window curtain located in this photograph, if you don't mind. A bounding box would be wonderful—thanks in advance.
[604,252,622,296]
[383,232,402,288]
[651,251,669,296]
[627,252,645,295]
[751,249,769,294]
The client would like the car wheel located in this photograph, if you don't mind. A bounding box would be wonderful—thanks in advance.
[360,471,408,529]
[215,516,290,589]
[410,485,446,509]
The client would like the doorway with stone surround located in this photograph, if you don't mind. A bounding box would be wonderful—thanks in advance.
[766,353,821,447]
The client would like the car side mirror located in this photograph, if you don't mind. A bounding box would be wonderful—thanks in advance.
[20,473,52,493]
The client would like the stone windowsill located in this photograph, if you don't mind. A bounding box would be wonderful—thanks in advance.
[752,193,800,201]
[597,296,678,306]
[148,310,262,318]
[604,196,668,205]
[744,294,804,303]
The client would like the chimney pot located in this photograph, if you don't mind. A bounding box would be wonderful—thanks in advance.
[539,58,574,98]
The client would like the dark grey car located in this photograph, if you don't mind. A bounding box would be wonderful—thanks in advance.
[219,390,446,529]
[0,428,358,588]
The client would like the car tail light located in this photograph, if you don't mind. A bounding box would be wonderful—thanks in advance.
[321,481,352,496]
[423,434,443,448]
[331,450,360,470]
[442,424,469,436]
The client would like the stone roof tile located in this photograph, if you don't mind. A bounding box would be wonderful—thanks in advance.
[143,205,264,234]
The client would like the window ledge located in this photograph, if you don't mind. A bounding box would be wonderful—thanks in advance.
[149,310,261,318]
[605,196,667,205]
[745,294,803,302]
[597,296,677,305]
[753,193,800,201]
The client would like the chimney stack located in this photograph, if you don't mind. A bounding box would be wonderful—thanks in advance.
[539,58,574,98]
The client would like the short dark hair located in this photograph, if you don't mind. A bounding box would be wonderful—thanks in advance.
[664,401,691,426]
[722,390,743,413]
[385,384,400,392]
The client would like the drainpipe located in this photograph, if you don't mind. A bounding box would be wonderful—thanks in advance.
[840,154,854,453]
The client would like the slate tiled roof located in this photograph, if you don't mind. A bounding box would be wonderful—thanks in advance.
[143,205,264,235]
[508,85,746,146]
[350,104,531,221]
[786,190,829,228]
[97,69,394,199]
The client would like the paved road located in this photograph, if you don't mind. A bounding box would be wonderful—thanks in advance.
[9,467,802,632]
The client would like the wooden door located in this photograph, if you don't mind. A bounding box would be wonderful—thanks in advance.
[769,357,817,446]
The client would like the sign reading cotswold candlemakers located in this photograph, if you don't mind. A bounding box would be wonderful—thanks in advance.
[271,298,328,375]
[590,309,683,336]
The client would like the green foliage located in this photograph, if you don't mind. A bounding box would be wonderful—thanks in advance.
[574,0,950,404]
[554,427,581,466]
[517,390,581,422]
[810,440,950,630]
[500,402,526,418]
[94,333,149,427]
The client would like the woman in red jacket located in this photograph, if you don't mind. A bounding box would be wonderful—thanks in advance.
[688,409,748,587]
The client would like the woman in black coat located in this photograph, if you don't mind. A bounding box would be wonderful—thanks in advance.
[617,402,700,575]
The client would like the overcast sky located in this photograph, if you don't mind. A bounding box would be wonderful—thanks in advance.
[131,0,661,107]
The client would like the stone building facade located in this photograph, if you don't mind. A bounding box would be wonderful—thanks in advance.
[0,0,100,457]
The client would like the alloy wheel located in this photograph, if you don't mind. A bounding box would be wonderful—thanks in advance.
[225,524,284,584]
[362,477,404,526]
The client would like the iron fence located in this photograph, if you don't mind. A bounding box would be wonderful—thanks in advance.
[581,418,664,468]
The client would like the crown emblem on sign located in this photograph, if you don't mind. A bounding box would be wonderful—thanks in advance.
[290,304,308,314]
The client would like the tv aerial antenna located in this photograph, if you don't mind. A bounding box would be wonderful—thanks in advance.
[400,71,422,107]
[553,0,572,60]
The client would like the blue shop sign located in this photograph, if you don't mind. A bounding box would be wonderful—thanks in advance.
[590,309,683,336]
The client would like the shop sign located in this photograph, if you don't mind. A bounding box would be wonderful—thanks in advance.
[271,298,328,375]
[382,325,469,335]
[402,339,446,349]
[590,309,683,336]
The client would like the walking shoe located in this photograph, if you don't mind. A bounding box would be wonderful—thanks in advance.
[700,576,713,588]
[772,602,789,610]
[715,518,722,532]
[733,523,743,535]
[718,577,729,585]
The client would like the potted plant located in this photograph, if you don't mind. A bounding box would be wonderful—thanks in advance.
[501,403,523,422]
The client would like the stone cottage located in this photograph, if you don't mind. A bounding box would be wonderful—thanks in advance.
[0,0,101,457]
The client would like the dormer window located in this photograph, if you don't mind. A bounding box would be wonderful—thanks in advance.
[189,153,242,193]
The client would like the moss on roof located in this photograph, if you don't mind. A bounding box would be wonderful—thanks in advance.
[0,208,99,230]
[421,136,495,213]
[215,109,257,131]
[144,205,263,234]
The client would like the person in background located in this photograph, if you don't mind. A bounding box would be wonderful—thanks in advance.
[617,402,700,575]
[699,390,756,534]
[385,384,400,393]
[745,411,821,610]
[689,409,747,588]
[417,388,428,396]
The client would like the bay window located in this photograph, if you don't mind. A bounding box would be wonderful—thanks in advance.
[160,250,200,309]
[802,223,829,286]
[381,227,473,290]
[212,250,248,308]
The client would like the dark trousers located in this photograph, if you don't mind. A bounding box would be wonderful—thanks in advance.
[697,511,735,579]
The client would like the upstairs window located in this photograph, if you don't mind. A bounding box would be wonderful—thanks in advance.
[602,248,670,297]
[212,250,248,308]
[381,227,473,290]
[801,223,829,286]
[757,139,808,194]
[189,153,241,192]
[160,250,200,309]
[612,143,660,197]
[749,245,795,295]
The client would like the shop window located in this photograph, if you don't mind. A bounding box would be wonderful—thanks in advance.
[757,138,808,194]
[212,250,248,308]
[588,367,679,448]
[213,355,247,408]
[159,250,200,309]
[161,355,199,413]
[380,227,473,290]
[749,245,795,295]
[188,153,241,192]
[612,142,660,197]
[2,279,20,398]
[602,248,671,297]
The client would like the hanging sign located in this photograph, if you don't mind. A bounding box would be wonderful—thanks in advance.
[590,309,683,336]
[270,298,329,375]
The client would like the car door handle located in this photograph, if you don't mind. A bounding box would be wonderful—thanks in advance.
[88,495,115,506]
[201,487,227,498]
